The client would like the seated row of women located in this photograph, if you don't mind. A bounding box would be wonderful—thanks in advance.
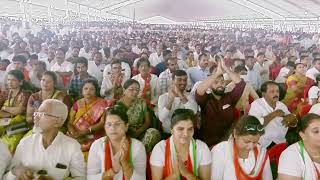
[88,109,320,180]
[0,70,161,156]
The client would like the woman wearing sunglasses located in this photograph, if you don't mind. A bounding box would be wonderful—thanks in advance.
[278,113,320,180]
[150,109,212,180]
[87,105,147,180]
[211,115,272,180]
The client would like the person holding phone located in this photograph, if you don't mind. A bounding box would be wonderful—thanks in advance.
[5,99,86,180]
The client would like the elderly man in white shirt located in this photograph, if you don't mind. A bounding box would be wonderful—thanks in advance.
[5,99,86,180]
[0,140,11,178]
[249,81,298,148]
[306,56,320,81]
[158,70,198,133]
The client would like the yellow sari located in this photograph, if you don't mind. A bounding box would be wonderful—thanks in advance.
[283,75,312,114]
[0,91,30,153]
[69,98,110,159]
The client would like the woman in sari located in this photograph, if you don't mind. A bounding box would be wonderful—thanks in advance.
[26,71,69,126]
[283,63,312,114]
[132,58,159,109]
[278,113,320,180]
[116,79,161,153]
[150,109,211,180]
[211,115,272,180]
[0,70,31,153]
[68,78,109,158]
[87,105,147,180]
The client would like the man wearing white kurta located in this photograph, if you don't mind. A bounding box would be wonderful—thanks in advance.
[158,70,198,133]
[249,81,298,148]
[5,99,86,180]
[0,140,11,178]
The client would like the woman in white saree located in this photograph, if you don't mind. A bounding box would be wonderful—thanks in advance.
[211,115,273,180]
[278,113,320,180]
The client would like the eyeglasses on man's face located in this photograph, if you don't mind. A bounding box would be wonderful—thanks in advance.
[33,112,60,119]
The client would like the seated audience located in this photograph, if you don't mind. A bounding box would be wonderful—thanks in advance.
[249,81,298,148]
[278,113,320,179]
[101,59,126,100]
[69,57,96,100]
[283,63,311,114]
[159,57,179,95]
[308,74,320,105]
[5,99,86,179]
[29,61,46,89]
[68,79,109,158]
[87,105,147,180]
[116,79,161,152]
[50,48,74,89]
[0,70,31,153]
[150,109,211,180]
[132,58,159,108]
[211,115,272,179]
[158,70,198,133]
[187,53,211,86]
[26,71,69,125]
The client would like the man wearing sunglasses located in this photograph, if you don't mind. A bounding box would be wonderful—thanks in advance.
[249,81,298,148]
[5,99,86,180]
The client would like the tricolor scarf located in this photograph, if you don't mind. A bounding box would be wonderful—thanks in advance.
[105,138,132,180]
[233,141,268,180]
[298,141,319,180]
[163,136,198,180]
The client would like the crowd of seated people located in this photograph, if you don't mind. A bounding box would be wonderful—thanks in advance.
[1,18,320,179]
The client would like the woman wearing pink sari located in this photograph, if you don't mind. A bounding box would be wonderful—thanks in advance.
[68,78,110,159]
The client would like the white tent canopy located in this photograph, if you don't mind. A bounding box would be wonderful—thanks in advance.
[1,0,320,23]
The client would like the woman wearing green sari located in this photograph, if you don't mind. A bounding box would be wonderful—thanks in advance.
[116,79,161,152]
[0,70,31,153]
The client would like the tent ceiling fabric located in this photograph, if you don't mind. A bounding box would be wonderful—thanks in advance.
[2,0,320,22]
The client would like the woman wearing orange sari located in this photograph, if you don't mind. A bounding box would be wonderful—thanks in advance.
[68,78,109,158]
[283,63,313,114]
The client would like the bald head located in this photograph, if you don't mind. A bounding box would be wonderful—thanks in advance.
[40,99,68,124]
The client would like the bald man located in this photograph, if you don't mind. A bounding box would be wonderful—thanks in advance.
[5,99,86,180]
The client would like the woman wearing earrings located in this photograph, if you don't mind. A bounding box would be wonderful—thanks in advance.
[278,113,320,180]
[211,115,272,180]
[150,109,211,180]
[87,105,147,180]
